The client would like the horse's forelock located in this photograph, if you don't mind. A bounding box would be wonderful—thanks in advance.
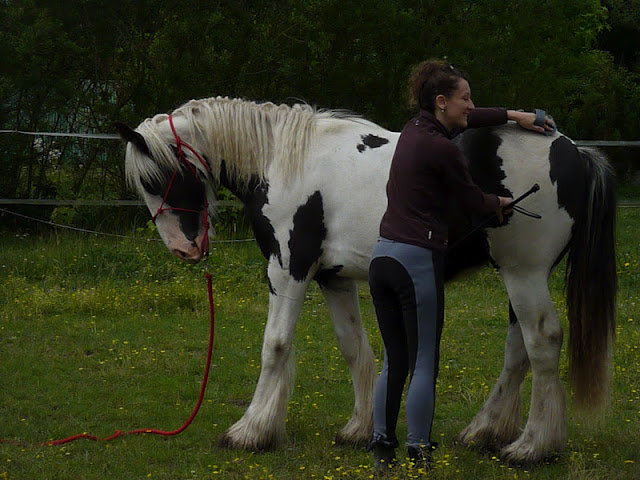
[124,119,177,194]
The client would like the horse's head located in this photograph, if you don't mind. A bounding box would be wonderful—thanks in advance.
[115,119,211,264]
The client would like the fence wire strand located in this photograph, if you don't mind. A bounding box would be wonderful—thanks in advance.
[0,207,255,244]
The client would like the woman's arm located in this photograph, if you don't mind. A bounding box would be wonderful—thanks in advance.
[466,109,555,134]
[507,110,555,134]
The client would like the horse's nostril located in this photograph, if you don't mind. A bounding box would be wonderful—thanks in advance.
[171,247,201,264]
[172,249,188,259]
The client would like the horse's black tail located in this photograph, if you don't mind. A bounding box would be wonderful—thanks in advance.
[566,146,617,408]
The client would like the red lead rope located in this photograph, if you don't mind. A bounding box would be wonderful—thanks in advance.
[2,116,216,447]
[0,273,215,447]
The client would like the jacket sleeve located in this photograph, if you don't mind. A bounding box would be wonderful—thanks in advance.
[467,108,508,129]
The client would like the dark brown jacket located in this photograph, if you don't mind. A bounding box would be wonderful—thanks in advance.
[379,108,507,251]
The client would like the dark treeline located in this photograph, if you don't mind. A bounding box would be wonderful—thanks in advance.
[1,0,639,207]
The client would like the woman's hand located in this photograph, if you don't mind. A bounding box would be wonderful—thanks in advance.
[507,110,555,134]
[496,195,514,224]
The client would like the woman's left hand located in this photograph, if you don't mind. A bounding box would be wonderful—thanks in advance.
[507,110,555,134]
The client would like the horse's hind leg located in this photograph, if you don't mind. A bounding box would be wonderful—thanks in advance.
[458,303,530,450]
[498,270,567,464]
[319,276,376,447]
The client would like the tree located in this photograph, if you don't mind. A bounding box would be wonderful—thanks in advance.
[1,0,638,214]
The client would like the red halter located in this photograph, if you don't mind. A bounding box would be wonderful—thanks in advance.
[151,114,212,256]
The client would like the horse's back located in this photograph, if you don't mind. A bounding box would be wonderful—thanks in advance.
[456,124,577,271]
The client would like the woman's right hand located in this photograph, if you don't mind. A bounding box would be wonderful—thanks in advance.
[496,196,513,223]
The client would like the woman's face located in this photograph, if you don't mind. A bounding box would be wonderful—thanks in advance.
[438,78,475,131]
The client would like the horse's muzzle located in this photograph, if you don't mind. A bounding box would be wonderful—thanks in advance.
[171,245,203,264]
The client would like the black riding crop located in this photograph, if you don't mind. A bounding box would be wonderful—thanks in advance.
[448,183,541,251]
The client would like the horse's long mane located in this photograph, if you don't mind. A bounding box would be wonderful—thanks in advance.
[126,96,361,193]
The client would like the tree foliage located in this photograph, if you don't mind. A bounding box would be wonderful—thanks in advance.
[1,0,639,204]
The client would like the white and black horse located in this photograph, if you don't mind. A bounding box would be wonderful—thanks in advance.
[115,96,616,464]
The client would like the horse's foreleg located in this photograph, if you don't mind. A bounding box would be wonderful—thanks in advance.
[498,271,567,464]
[319,277,376,447]
[458,304,530,450]
[218,263,308,451]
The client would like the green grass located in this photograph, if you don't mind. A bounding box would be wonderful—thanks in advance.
[1,209,639,479]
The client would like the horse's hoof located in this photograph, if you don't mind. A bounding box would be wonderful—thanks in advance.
[456,427,504,453]
[332,415,372,448]
[217,429,282,452]
[334,431,369,448]
[499,439,556,466]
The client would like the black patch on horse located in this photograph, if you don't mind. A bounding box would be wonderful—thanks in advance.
[141,166,205,242]
[444,222,490,280]
[509,302,518,325]
[549,136,586,222]
[357,134,390,153]
[219,161,282,266]
[455,127,511,198]
[288,191,327,281]
[267,276,276,296]
[444,128,512,278]
[314,265,344,287]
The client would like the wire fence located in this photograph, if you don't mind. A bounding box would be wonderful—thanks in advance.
[2,127,639,146]
[0,129,637,245]
[0,199,241,207]
[2,127,639,167]
[0,129,120,140]
[2,130,637,207]
[0,206,255,244]
[574,140,640,147]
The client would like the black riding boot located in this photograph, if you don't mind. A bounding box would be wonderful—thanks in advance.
[407,442,437,470]
[368,440,397,472]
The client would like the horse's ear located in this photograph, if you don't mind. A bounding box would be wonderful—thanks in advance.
[113,122,151,157]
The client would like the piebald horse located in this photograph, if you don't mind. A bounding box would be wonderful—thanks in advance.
[115,96,616,464]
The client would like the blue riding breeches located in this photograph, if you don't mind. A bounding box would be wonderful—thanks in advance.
[368,237,445,449]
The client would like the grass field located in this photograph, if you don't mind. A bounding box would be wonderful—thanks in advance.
[0,208,639,480]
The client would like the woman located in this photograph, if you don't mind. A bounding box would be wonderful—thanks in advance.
[368,60,554,470]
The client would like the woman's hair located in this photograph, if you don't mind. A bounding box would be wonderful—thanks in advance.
[408,60,468,113]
